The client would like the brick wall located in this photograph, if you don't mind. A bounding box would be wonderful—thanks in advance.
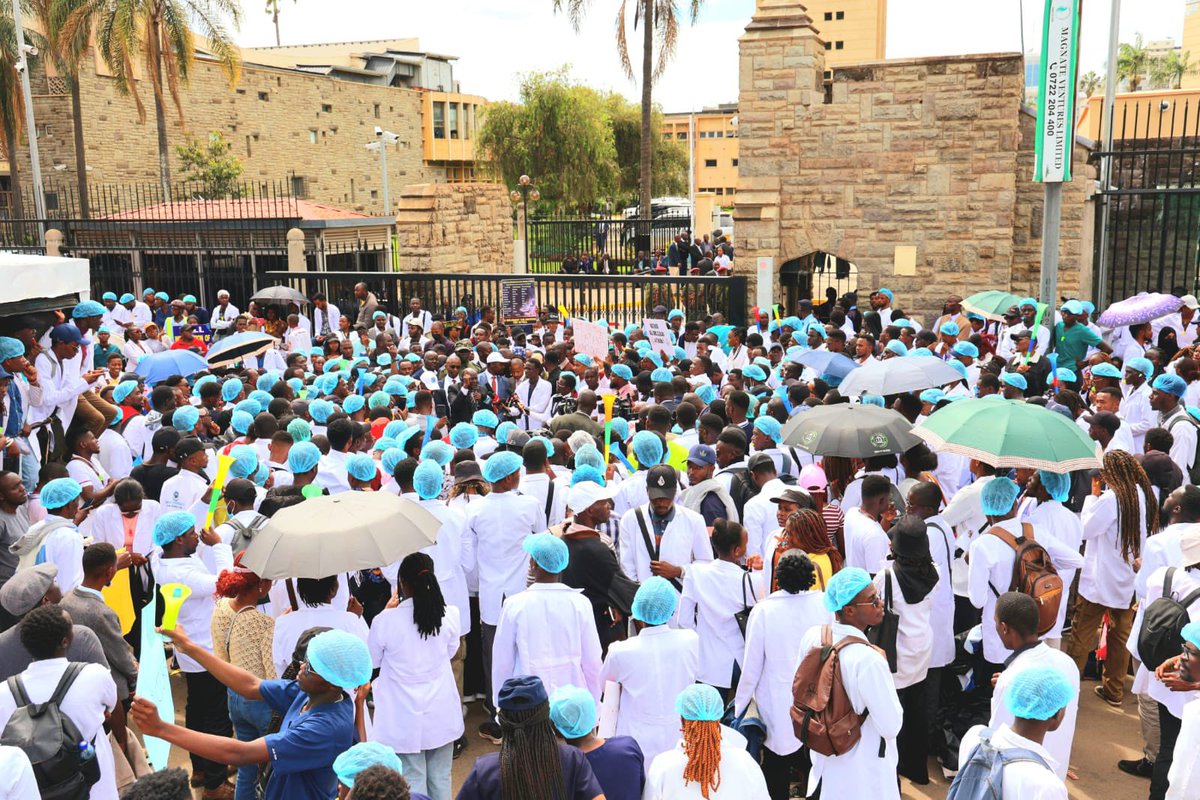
[394,183,513,273]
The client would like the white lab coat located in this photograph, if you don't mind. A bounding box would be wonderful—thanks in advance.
[464,490,546,627]
[679,560,761,688]
[800,622,902,800]
[924,515,957,668]
[1118,381,1154,452]
[1078,491,1147,609]
[990,643,1079,780]
[1128,566,1200,720]
[617,504,711,588]
[734,589,831,755]
[96,429,133,481]
[29,351,90,432]
[958,724,1067,800]
[742,478,789,559]
[84,500,162,558]
[874,567,933,689]
[0,746,38,799]
[159,469,209,518]
[150,544,233,672]
[368,601,463,753]
[644,729,769,799]
[490,583,602,706]
[519,472,568,528]
[209,302,240,336]
[267,573,352,617]
[513,377,553,430]
[843,507,889,574]
[404,498,472,637]
[1167,699,1200,800]
[311,304,340,339]
[600,625,700,767]
[1136,523,1189,601]
[271,603,369,676]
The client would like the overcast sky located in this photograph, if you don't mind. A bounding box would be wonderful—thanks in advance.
[234,0,1186,111]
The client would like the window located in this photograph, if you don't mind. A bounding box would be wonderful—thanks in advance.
[290,176,307,198]
[726,188,736,195]
[824,11,832,19]
[308,130,317,144]
[321,103,332,113]
[835,41,844,50]
[824,42,832,50]
[449,103,459,139]
[677,131,687,140]
[463,104,472,140]
[836,10,844,19]
[704,159,717,167]
[732,159,739,167]
[715,188,725,195]
[432,102,445,139]
[373,103,380,119]
[258,91,269,101]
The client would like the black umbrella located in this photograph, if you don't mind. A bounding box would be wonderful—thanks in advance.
[250,286,309,306]
[780,404,919,457]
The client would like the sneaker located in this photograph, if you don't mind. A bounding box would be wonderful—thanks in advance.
[1094,686,1123,707]
[201,782,236,800]
[453,735,468,760]
[478,720,502,745]
[1117,757,1154,778]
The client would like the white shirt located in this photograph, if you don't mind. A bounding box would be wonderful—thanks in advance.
[617,504,712,586]
[513,377,554,430]
[874,567,933,689]
[519,472,568,529]
[209,302,240,333]
[1161,406,1199,478]
[151,544,233,672]
[680,560,762,687]
[283,326,311,354]
[644,729,769,799]
[1136,523,1190,601]
[1128,566,1200,720]
[271,603,369,676]
[268,573,352,617]
[130,301,152,326]
[402,309,433,333]
[990,643,1080,779]
[67,454,109,491]
[368,601,463,753]
[29,351,90,430]
[490,583,602,706]
[312,303,341,338]
[742,478,789,558]
[843,507,889,574]
[97,429,133,481]
[0,746,37,800]
[924,515,957,668]
[465,490,546,626]
[1167,699,1200,800]
[1079,491,1147,609]
[159,469,209,522]
[83,500,161,558]
[958,723,1066,799]
[1118,381,1154,452]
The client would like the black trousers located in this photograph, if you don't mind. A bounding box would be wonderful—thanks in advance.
[1149,702,1183,800]
[184,671,231,790]
[897,678,931,784]
[924,667,947,762]
[463,596,484,699]
[761,746,808,800]
[480,622,497,718]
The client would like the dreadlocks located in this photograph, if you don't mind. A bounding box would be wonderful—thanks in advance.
[681,718,723,798]
[498,702,564,800]
[1101,450,1157,563]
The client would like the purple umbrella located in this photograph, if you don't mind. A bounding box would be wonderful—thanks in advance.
[1096,293,1182,328]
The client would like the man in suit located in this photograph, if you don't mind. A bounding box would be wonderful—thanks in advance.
[482,352,513,405]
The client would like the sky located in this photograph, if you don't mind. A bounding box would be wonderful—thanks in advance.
[233,0,1188,112]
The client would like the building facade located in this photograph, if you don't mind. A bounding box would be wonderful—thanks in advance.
[661,105,740,204]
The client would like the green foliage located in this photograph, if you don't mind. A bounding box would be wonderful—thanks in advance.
[604,92,687,203]
[1078,71,1101,97]
[1150,50,1194,90]
[176,131,244,196]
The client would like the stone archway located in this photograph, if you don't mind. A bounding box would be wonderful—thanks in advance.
[779,251,858,315]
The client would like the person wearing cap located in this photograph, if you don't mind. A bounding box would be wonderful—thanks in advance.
[678,443,738,528]
[618,463,711,589]
[9,477,88,593]
[92,325,122,370]
[134,626,369,800]
[519,438,569,528]
[1055,300,1109,371]
[160,436,213,517]
[862,287,905,336]
[1119,356,1157,452]
[739,453,792,560]
[29,323,109,445]
[1151,373,1199,479]
[1085,409,1135,454]
[0,561,109,681]
[548,684,645,799]
[209,289,240,341]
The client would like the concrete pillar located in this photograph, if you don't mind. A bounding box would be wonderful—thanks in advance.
[286,228,306,272]
[45,228,63,257]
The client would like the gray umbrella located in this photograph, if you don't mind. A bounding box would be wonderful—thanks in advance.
[250,285,309,306]
[780,404,920,457]
[837,357,963,397]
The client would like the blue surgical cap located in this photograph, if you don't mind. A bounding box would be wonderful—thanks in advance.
[609,418,630,442]
[939,321,960,336]
[413,459,444,500]
[421,440,453,467]
[743,365,768,382]
[646,352,663,369]
[249,390,274,409]
[367,391,391,410]
[523,532,569,574]
[230,410,254,436]
[346,453,377,483]
[1018,297,1038,309]
[908,347,933,358]
[668,309,685,321]
[673,346,687,360]
[753,416,782,444]
[696,384,717,405]
[333,742,402,789]
[824,566,873,612]
[221,378,244,403]
[482,450,522,483]
[981,477,1021,516]
[287,378,303,395]
[41,477,82,510]
[574,444,604,471]
[229,444,258,478]
[877,288,894,301]
[495,421,517,446]
[101,291,117,301]
[234,399,260,417]
[948,360,968,380]
[1055,368,1077,384]
[1127,357,1154,380]
[383,420,409,441]
[1183,620,1200,650]
[310,399,335,422]
[287,418,312,443]
[885,340,908,357]
[531,435,555,457]
[919,389,946,405]
[1091,362,1121,379]
[152,510,195,547]
[0,337,23,361]
[172,405,199,432]
[952,342,979,358]
[650,367,673,383]
[549,685,597,739]
[113,380,138,405]
[394,426,422,450]
[72,300,105,319]
[154,292,168,302]
[306,629,372,690]
[1154,373,1187,398]
[571,464,606,487]
[472,409,498,429]
[611,364,633,381]
[860,394,885,407]
[631,430,663,467]
[288,441,321,474]
[1000,372,1027,391]
[675,684,724,722]
[1081,300,1096,314]
[1038,470,1071,502]
[191,375,218,398]
[182,294,197,304]
[371,437,397,454]
[343,395,365,415]
[119,293,135,304]
[381,448,406,477]
[1004,664,1076,720]
[574,353,594,367]
[635,340,652,354]
[450,422,478,449]
[256,373,279,392]
[632,576,678,625]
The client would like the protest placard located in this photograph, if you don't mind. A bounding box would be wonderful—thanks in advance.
[642,318,675,357]
[571,318,610,360]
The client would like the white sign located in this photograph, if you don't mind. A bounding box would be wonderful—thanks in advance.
[642,318,675,357]
[571,318,610,360]
[1034,0,1080,183]
[756,256,775,318]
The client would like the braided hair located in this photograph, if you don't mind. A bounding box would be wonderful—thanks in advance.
[681,718,723,798]
[821,456,855,500]
[785,509,843,572]
[498,702,564,800]
[1101,450,1158,563]
[399,552,445,639]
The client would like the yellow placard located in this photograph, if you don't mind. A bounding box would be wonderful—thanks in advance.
[102,549,136,635]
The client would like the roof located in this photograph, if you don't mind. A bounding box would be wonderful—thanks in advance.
[103,198,372,222]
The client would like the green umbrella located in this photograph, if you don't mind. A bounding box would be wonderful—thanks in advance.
[962,290,1023,322]
[912,397,1101,473]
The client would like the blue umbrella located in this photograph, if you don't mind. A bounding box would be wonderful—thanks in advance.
[788,349,859,379]
[134,350,209,384]
[207,331,276,369]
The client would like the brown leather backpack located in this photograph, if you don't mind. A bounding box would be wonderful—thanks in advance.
[791,624,869,757]
[985,522,1063,636]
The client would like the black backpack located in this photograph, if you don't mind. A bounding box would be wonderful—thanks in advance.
[1165,413,1200,484]
[0,663,101,800]
[727,468,755,520]
[1137,567,1200,670]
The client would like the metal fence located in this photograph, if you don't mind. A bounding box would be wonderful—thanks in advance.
[261,270,748,328]
[1093,97,1200,301]
[525,216,685,274]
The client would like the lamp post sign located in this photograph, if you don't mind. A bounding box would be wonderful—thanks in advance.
[1034,0,1082,183]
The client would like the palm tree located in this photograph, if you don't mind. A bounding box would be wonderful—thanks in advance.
[1118,33,1150,92]
[0,0,27,225]
[33,0,93,216]
[264,0,293,46]
[64,0,241,198]
[553,0,703,220]
[1150,50,1194,90]
[1078,70,1102,97]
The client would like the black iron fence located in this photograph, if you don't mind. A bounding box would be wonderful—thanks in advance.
[0,177,300,221]
[261,270,747,328]
[525,216,685,274]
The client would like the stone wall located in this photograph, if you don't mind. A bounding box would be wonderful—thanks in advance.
[736,0,1094,323]
[393,183,513,273]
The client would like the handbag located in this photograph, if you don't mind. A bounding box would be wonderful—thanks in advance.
[866,569,900,673]
[734,570,754,637]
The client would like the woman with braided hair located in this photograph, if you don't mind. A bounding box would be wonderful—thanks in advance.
[457,675,604,800]
[768,508,843,591]
[1065,449,1157,707]
[644,683,769,798]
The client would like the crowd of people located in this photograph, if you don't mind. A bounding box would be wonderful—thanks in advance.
[0,281,1197,800]
[560,228,734,275]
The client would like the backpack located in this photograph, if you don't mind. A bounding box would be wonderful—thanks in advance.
[0,663,101,800]
[790,624,870,757]
[1136,567,1200,670]
[947,728,1051,800]
[227,513,269,553]
[727,467,755,520]
[1164,412,1200,484]
[985,523,1063,636]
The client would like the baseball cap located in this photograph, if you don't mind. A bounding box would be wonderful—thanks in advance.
[645,464,677,500]
[49,324,83,344]
[771,488,811,506]
[1084,411,1121,434]
[686,444,717,467]
[567,480,617,514]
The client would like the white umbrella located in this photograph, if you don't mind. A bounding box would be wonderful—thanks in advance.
[837,357,963,397]
[240,492,440,579]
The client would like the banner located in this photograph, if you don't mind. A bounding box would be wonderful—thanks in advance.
[500,278,538,324]
[1034,0,1081,183]
[571,318,610,360]
[642,318,675,357]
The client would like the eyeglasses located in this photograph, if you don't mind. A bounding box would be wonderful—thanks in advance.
[851,595,883,608]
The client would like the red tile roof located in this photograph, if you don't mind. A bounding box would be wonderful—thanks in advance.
[103,198,371,221]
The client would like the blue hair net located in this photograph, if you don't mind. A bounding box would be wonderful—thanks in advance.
[981,477,1021,516]
[1091,362,1121,379]
[650,367,673,383]
[824,567,873,612]
[249,390,274,409]
[182,294,197,304]
[172,405,199,432]
[632,576,678,625]
[675,684,724,722]
[221,378,244,403]
[1038,470,1071,502]
[333,742,402,789]
[609,418,630,442]
[381,448,406,477]
[413,459,444,500]
[0,337,24,360]
[549,685,597,739]
[372,436,398,453]
[523,532,569,573]
[611,364,633,381]
[1055,368,1077,384]
[376,353,392,366]
[908,347,933,358]
[256,373,279,392]
[154,292,168,302]
[743,365,768,382]
[343,395,365,415]
[472,409,498,429]
[860,394,885,407]
[405,392,418,410]
[696,384,717,405]
[288,441,321,474]
[753,416,782,444]
[119,293,135,304]
[570,464,606,487]
[307,399,332,421]
[634,340,652,354]
[631,430,663,467]
[948,360,968,380]
[495,421,517,446]
[152,510,195,547]
[574,444,604,471]
[1000,372,1027,390]
[449,422,478,449]
[191,375,218,398]
[885,340,908,357]
[41,478,82,510]
[1018,297,1038,309]
[230,410,254,436]
[952,341,979,358]
[394,426,422,449]
[287,378,303,395]
[1127,357,1154,380]
[482,450,522,483]
[383,420,409,440]
[234,399,260,417]
[668,309,685,321]
[229,445,258,479]
[919,389,945,405]
[366,391,390,410]
[646,352,664,369]
[383,379,408,396]
[113,381,138,405]
[531,435,556,457]
[306,629,372,690]
[72,300,105,318]
[1154,374,1187,398]
[421,440,454,467]
[574,353,594,367]
[1004,664,1076,720]
[287,418,312,442]
[101,291,117,301]
[1183,620,1200,650]
[673,346,687,361]
[346,453,377,483]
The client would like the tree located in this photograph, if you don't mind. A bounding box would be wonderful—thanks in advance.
[1118,33,1150,92]
[0,0,27,225]
[37,0,93,216]
[176,130,243,195]
[1150,50,1194,90]
[1078,70,1102,97]
[65,0,242,198]
[603,91,686,203]
[264,0,294,46]
[554,0,704,218]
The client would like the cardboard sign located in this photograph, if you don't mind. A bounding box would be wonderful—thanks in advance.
[571,318,610,360]
[642,318,675,357]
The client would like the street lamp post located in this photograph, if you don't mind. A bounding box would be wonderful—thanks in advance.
[510,174,540,272]
[366,127,401,216]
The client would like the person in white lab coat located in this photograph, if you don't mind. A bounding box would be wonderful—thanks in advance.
[1163,621,1200,800]
[368,552,462,800]
[598,577,700,770]
[490,533,602,712]
[159,436,211,521]
[511,357,554,431]
[842,474,894,574]
[797,567,902,800]
[1024,471,1084,646]
[679,519,761,692]
[271,575,369,677]
[8,477,87,594]
[617,464,711,592]
[643,683,769,799]
[739,454,791,559]
[518,439,568,528]
[734,553,830,799]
